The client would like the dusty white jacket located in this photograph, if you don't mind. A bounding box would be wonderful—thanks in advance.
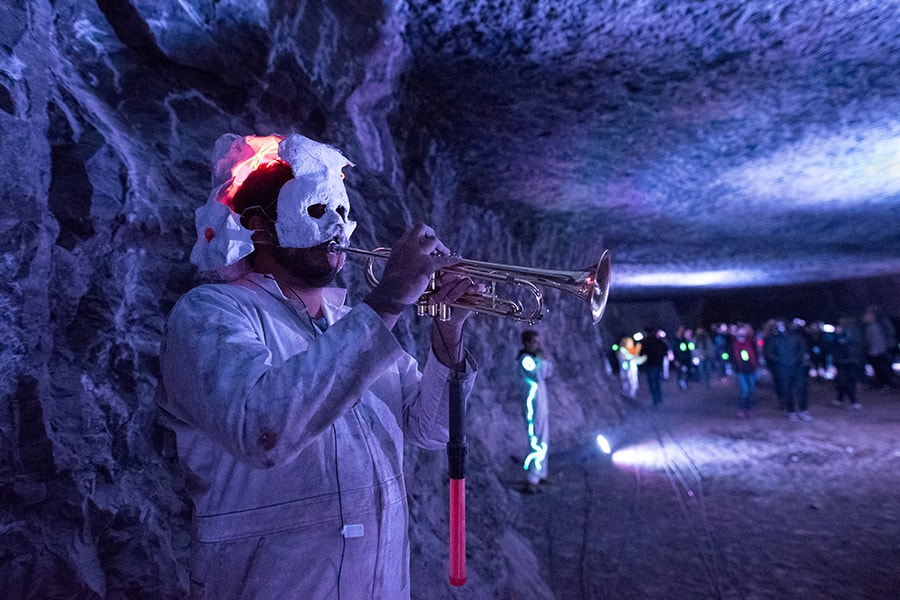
[156,273,475,599]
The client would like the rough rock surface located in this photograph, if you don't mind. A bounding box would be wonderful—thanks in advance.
[0,1,897,598]
[403,0,900,292]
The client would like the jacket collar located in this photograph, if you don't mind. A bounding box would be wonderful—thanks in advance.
[242,272,349,324]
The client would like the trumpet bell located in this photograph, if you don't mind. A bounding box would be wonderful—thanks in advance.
[587,251,611,325]
[505,249,610,325]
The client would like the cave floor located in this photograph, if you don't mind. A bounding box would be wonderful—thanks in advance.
[515,373,900,600]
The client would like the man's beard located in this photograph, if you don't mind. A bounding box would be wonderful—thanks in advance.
[272,243,341,288]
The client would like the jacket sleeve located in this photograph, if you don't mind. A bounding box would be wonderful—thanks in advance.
[158,285,406,468]
[541,358,555,379]
[396,347,477,451]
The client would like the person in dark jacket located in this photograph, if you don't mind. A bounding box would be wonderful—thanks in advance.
[693,326,715,388]
[731,324,760,419]
[672,326,694,390]
[640,327,670,407]
[862,305,897,390]
[766,319,812,421]
[832,317,865,409]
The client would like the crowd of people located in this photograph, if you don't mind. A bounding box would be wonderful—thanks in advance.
[611,306,898,420]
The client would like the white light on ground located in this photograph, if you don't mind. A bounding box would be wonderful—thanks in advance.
[611,443,668,471]
[611,436,754,472]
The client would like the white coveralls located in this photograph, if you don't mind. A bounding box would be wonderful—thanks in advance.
[617,346,646,400]
[156,273,475,599]
[518,352,553,485]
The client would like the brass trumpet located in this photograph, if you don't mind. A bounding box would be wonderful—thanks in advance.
[329,243,611,325]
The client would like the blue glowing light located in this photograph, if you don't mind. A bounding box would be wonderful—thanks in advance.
[521,355,537,372]
[523,380,547,471]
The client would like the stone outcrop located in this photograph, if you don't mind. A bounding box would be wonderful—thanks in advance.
[1,2,614,597]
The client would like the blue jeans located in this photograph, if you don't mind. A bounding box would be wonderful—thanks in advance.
[696,359,712,387]
[737,371,757,410]
[775,366,808,411]
[645,366,663,405]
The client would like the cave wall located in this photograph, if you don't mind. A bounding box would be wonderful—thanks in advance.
[0,2,617,598]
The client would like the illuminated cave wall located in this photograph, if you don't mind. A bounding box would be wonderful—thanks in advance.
[1,2,615,598]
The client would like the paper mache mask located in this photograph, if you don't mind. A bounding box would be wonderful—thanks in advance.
[275,134,357,250]
[190,133,355,277]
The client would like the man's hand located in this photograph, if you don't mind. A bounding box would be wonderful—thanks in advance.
[363,224,481,370]
[364,224,462,327]
[429,270,485,371]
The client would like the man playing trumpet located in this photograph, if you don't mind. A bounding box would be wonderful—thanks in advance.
[156,132,478,598]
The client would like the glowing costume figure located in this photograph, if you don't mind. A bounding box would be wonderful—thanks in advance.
[617,336,647,400]
[517,331,554,492]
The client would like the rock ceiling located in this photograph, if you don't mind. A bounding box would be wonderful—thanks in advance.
[401,0,900,296]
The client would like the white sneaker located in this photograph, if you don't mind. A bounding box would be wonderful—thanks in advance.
[799,411,813,421]
[852,402,862,410]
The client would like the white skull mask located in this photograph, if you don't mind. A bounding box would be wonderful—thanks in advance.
[274,134,357,249]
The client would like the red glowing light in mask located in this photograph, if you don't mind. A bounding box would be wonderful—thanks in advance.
[221,134,285,206]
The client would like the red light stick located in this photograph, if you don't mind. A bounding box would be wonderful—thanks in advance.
[448,376,467,586]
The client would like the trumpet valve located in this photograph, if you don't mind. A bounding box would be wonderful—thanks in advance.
[416,299,452,321]
[415,273,452,321]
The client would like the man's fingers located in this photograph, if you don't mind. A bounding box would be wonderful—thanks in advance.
[432,253,462,271]
[430,274,483,305]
